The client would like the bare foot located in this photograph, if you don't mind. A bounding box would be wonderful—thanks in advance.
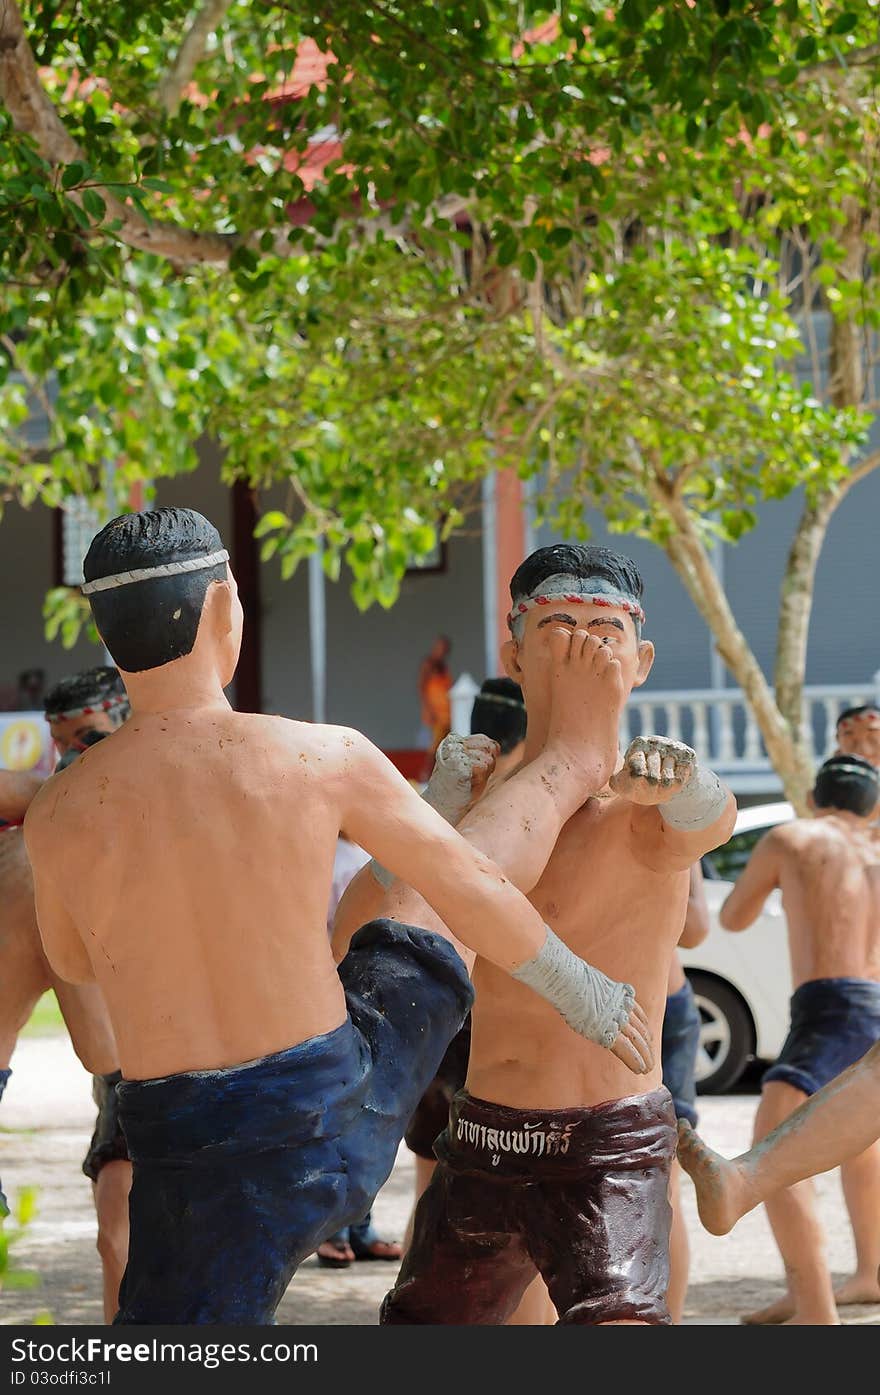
[316,1238,355,1268]
[423,734,498,825]
[782,1311,840,1326]
[545,627,625,794]
[676,1119,754,1236]
[740,1295,794,1325]
[834,1274,880,1306]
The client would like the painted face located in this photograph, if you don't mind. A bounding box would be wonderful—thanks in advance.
[507,601,653,710]
[837,711,880,768]
[48,709,119,755]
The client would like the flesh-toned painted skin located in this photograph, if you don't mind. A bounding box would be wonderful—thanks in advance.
[837,709,880,770]
[336,571,734,1326]
[0,815,129,1319]
[678,1037,880,1236]
[25,575,648,1082]
[704,796,880,1324]
[25,526,664,1326]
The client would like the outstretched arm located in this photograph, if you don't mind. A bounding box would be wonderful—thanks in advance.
[611,737,736,872]
[719,831,781,931]
[336,729,653,1073]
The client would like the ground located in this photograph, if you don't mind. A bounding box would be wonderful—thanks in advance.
[2,1025,879,1327]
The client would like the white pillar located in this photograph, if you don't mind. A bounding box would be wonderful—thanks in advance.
[450,673,480,736]
[523,475,537,560]
[708,532,726,691]
[308,543,326,723]
[481,473,497,682]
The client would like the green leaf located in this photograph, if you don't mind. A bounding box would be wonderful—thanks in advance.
[253,510,289,537]
[230,245,259,274]
[795,35,817,62]
[61,162,87,190]
[830,13,859,36]
[82,189,106,221]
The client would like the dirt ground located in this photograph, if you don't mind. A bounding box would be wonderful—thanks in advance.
[2,1031,879,1327]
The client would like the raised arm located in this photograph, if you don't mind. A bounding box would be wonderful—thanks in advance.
[610,736,736,872]
[334,627,625,955]
[719,831,782,932]
[335,729,653,1073]
[678,861,710,949]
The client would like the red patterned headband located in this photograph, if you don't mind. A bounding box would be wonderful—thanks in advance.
[44,695,128,723]
[507,586,645,633]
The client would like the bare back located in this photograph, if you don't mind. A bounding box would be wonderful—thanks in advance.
[467,794,690,1109]
[773,818,880,987]
[26,712,354,1079]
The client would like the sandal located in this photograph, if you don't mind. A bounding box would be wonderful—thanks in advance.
[316,1237,355,1268]
[350,1233,403,1262]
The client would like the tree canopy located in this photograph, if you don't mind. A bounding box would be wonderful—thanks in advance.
[2,2,880,800]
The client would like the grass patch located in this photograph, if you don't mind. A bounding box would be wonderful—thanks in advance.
[21,992,64,1037]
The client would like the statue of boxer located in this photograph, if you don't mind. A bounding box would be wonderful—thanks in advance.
[687,754,880,1325]
[334,543,736,1326]
[1,668,130,1320]
[836,704,880,769]
[24,509,651,1325]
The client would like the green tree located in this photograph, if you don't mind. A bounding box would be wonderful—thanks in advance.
[1,3,880,805]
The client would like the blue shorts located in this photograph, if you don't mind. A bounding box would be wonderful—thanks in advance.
[661,981,701,1127]
[113,919,473,1325]
[763,977,880,1098]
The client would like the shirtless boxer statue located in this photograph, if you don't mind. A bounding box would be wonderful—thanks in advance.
[1,669,131,1320]
[23,509,651,1326]
[682,753,880,1325]
[836,703,880,768]
[337,543,736,1325]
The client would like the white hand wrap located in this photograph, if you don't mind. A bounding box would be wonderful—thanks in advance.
[420,735,475,824]
[511,926,635,1049]
[370,735,475,889]
[662,764,728,831]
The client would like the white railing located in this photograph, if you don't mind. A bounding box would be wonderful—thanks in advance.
[623,681,880,793]
[451,673,880,794]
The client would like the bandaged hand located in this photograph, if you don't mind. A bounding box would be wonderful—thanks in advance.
[511,927,654,1075]
[370,734,498,888]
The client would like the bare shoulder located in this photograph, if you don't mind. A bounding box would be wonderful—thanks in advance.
[22,765,75,852]
[250,717,376,775]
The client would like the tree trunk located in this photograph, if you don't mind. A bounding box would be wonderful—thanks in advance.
[772,197,866,777]
[773,490,837,748]
[659,490,815,811]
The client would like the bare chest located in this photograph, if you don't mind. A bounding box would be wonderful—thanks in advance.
[527,800,688,960]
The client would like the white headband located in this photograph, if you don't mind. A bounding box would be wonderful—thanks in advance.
[507,573,645,633]
[81,550,230,596]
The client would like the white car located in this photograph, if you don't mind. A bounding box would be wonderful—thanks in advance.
[680,801,795,1093]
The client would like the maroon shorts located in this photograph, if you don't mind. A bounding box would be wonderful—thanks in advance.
[382,1087,676,1325]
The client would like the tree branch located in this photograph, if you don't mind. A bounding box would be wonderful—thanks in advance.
[0,0,468,269]
[0,0,236,264]
[644,469,812,809]
[156,0,234,116]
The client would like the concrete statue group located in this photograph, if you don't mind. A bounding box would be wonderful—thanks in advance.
[2,506,880,1327]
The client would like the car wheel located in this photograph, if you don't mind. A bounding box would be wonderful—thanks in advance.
[686,971,756,1095]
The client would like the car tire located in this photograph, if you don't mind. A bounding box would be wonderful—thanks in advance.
[686,971,756,1095]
